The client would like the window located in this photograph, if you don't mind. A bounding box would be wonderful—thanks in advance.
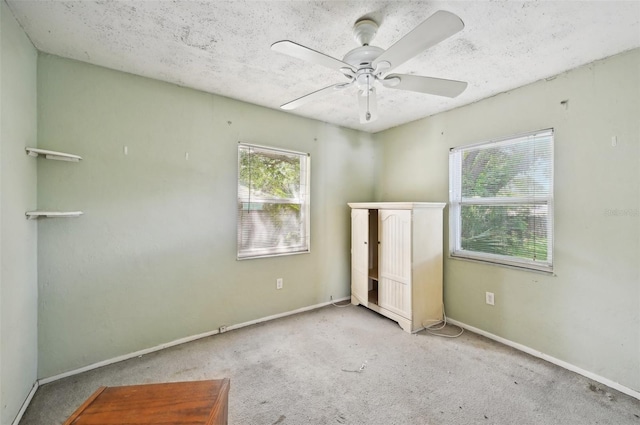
[237,143,310,259]
[449,129,554,272]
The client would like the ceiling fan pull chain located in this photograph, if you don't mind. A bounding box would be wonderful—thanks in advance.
[366,75,371,121]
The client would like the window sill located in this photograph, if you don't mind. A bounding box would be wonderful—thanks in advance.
[448,253,555,276]
[237,249,310,261]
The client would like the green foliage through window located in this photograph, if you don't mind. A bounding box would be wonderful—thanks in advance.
[237,144,310,259]
[239,148,301,201]
[450,129,553,271]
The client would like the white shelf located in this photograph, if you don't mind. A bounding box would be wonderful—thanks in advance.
[26,147,82,162]
[26,211,83,220]
[25,148,83,220]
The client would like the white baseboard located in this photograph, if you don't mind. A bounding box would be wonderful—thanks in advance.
[11,381,39,425]
[39,297,350,385]
[446,318,640,400]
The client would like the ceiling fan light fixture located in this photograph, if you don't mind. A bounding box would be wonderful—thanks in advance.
[355,71,374,91]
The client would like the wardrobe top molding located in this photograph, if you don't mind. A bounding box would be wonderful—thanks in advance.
[348,202,446,210]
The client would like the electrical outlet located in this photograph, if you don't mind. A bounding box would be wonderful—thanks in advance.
[486,292,495,306]
[219,325,227,333]
[276,278,283,290]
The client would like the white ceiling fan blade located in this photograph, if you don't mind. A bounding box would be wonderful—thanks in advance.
[280,83,346,110]
[272,40,355,72]
[373,10,464,73]
[383,74,467,98]
[358,87,378,123]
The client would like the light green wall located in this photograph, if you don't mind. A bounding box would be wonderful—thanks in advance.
[25,26,640,396]
[0,1,39,423]
[36,54,377,378]
[375,49,640,391]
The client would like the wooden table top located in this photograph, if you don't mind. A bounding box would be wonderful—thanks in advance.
[63,379,230,425]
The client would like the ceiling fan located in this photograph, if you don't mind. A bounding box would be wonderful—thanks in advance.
[271,10,468,124]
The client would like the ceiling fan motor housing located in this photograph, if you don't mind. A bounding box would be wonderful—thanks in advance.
[343,45,384,68]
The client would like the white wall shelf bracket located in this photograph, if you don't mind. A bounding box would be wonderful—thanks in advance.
[26,147,82,162]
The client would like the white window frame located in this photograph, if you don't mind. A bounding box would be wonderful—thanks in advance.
[237,143,310,260]
[449,129,554,273]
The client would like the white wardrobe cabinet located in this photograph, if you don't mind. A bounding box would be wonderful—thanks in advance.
[348,202,445,333]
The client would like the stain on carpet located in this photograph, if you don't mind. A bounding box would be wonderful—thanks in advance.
[589,383,616,401]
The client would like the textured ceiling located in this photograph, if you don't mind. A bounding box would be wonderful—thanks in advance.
[7,1,640,133]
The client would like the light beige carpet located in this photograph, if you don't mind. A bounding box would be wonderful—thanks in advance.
[21,304,640,424]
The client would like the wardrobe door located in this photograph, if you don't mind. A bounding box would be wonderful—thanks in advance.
[350,209,369,306]
[378,209,412,319]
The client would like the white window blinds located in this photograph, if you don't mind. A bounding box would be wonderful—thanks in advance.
[237,143,310,259]
[449,129,554,272]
